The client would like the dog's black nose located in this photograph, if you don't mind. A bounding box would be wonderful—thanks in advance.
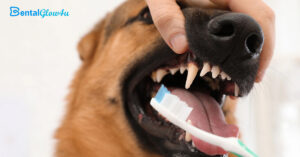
[183,9,264,95]
[207,13,264,55]
[184,9,264,66]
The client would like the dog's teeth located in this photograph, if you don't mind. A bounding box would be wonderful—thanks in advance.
[180,65,186,74]
[185,132,192,142]
[179,133,184,141]
[185,120,192,142]
[156,69,168,83]
[234,83,239,96]
[226,75,231,80]
[169,67,179,75]
[192,142,196,147]
[211,66,220,78]
[185,63,198,89]
[220,72,227,80]
[151,72,157,82]
[200,62,211,77]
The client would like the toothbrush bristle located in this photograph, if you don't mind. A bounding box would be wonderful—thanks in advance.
[154,85,193,121]
[154,85,170,103]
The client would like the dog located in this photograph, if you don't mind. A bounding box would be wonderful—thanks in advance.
[55,0,263,157]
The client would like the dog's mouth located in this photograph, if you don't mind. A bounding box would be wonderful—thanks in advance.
[123,48,241,157]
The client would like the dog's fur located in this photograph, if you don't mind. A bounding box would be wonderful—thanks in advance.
[55,0,241,156]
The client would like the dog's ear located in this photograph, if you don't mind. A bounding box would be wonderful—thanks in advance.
[77,19,106,61]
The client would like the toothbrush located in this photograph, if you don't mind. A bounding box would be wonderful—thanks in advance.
[150,85,258,157]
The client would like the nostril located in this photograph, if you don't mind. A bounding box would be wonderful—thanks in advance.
[208,20,235,38]
[245,33,263,54]
[213,23,234,37]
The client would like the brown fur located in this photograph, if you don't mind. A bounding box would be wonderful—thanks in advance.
[55,0,238,156]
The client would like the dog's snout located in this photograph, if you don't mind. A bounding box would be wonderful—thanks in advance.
[207,13,263,54]
[184,9,264,95]
[208,13,264,56]
[184,9,264,67]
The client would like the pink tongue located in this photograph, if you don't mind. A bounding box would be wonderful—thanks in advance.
[170,88,239,156]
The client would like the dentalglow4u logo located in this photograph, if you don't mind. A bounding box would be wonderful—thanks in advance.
[10,6,69,18]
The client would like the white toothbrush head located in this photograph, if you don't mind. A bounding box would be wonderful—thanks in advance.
[152,85,193,121]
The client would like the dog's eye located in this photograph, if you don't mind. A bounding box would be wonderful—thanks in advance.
[137,7,153,24]
[125,7,153,26]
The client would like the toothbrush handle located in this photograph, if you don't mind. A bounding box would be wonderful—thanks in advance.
[180,120,256,157]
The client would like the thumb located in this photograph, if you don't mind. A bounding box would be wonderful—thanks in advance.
[146,0,188,54]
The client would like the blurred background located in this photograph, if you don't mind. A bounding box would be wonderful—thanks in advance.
[0,0,299,157]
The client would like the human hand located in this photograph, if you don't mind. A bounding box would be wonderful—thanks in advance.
[145,0,275,82]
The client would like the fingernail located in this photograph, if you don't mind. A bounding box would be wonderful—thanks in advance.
[170,34,188,54]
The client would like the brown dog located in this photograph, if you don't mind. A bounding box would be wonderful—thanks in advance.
[55,0,263,157]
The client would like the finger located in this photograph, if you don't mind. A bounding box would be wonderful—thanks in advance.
[209,0,229,8]
[182,0,226,9]
[210,0,275,82]
[146,0,188,54]
[255,15,275,82]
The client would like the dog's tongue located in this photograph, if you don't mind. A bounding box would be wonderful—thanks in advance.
[170,88,239,156]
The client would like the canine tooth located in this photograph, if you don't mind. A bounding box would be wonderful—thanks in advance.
[156,69,168,83]
[185,120,192,142]
[200,62,211,77]
[234,83,239,96]
[211,66,220,78]
[151,72,157,82]
[185,63,198,89]
[169,67,179,75]
[180,66,186,74]
[220,72,227,80]
[192,142,196,147]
